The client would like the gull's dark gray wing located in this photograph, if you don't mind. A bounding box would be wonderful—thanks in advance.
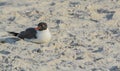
[18,28,37,39]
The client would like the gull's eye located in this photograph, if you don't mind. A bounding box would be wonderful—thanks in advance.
[42,24,45,27]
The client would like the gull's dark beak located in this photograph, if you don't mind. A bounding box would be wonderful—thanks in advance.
[35,27,40,30]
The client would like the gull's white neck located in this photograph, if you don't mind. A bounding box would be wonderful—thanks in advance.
[31,28,51,43]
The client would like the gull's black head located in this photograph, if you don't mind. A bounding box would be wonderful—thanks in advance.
[35,22,47,31]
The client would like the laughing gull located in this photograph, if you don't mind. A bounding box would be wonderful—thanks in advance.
[8,22,51,44]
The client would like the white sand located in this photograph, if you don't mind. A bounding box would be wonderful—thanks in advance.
[0,0,120,71]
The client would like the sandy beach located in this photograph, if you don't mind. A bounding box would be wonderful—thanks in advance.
[0,0,120,71]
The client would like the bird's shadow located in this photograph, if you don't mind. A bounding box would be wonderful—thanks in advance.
[0,37,20,44]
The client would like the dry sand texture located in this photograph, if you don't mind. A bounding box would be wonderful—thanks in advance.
[0,0,120,71]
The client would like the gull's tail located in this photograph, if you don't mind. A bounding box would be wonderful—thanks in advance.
[8,32,19,36]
